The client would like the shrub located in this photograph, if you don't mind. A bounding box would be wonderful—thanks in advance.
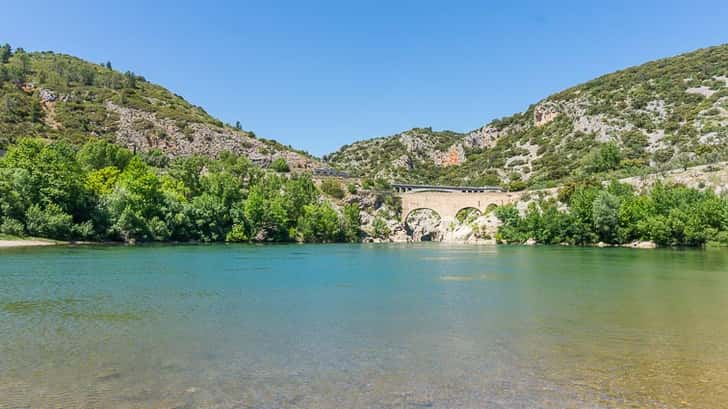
[320,179,345,199]
[226,224,249,242]
[0,217,25,236]
[270,157,290,173]
[508,180,527,192]
[25,203,74,240]
[371,217,390,239]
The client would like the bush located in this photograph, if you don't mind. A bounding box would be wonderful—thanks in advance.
[0,217,25,236]
[320,179,345,199]
[508,180,527,192]
[25,203,74,239]
[270,157,290,173]
[371,217,390,239]
[226,224,249,242]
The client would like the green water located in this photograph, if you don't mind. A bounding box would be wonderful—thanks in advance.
[1,244,727,408]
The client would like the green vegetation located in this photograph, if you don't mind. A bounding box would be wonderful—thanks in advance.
[0,138,360,243]
[270,157,290,172]
[0,45,223,148]
[319,179,345,199]
[495,180,728,247]
[327,44,728,187]
[0,43,314,166]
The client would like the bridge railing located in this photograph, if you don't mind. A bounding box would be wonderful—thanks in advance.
[392,184,504,193]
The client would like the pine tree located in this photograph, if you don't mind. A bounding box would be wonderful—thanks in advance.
[0,43,12,64]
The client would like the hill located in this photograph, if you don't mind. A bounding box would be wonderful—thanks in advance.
[0,44,318,169]
[327,44,728,188]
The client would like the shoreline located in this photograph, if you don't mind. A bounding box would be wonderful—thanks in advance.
[0,239,59,248]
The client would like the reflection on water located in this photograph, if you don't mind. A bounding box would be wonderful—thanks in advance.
[1,244,727,408]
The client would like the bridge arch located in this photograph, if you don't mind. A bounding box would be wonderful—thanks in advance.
[404,208,442,241]
[455,207,482,223]
[404,208,442,229]
[397,189,523,224]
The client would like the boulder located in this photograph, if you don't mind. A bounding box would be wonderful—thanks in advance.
[624,241,657,249]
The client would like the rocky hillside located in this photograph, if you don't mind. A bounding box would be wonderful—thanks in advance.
[327,44,728,187]
[0,44,318,169]
[325,128,468,183]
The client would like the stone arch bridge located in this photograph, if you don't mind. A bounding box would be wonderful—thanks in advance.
[393,184,522,225]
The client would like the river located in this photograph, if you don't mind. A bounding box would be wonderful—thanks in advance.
[1,244,727,408]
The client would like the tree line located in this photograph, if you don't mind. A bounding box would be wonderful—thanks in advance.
[0,138,360,243]
[495,179,728,247]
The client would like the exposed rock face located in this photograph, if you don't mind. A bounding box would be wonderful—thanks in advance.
[464,125,501,149]
[392,154,413,170]
[443,224,473,241]
[534,102,559,127]
[432,144,465,166]
[106,102,318,169]
[619,161,728,195]
[399,132,427,152]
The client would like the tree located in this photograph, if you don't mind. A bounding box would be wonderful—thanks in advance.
[583,142,622,174]
[85,166,121,196]
[0,43,11,64]
[169,155,209,198]
[184,193,230,242]
[296,203,342,243]
[105,61,112,70]
[77,139,133,170]
[235,121,242,130]
[342,203,361,242]
[592,191,621,243]
[2,139,91,219]
[124,71,137,88]
[29,99,42,122]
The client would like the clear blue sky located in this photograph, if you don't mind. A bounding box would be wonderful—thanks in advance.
[3,1,727,156]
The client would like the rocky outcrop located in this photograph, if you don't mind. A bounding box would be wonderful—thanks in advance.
[106,102,318,169]
[464,125,502,149]
[534,102,559,127]
[432,144,465,166]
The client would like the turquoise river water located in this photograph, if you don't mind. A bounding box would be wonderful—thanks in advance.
[1,244,727,408]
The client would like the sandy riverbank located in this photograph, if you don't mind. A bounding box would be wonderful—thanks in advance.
[0,240,58,248]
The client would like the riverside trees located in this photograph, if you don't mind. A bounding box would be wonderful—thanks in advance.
[0,138,360,243]
[495,180,728,247]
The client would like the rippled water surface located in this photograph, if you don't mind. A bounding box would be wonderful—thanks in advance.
[1,244,727,408]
